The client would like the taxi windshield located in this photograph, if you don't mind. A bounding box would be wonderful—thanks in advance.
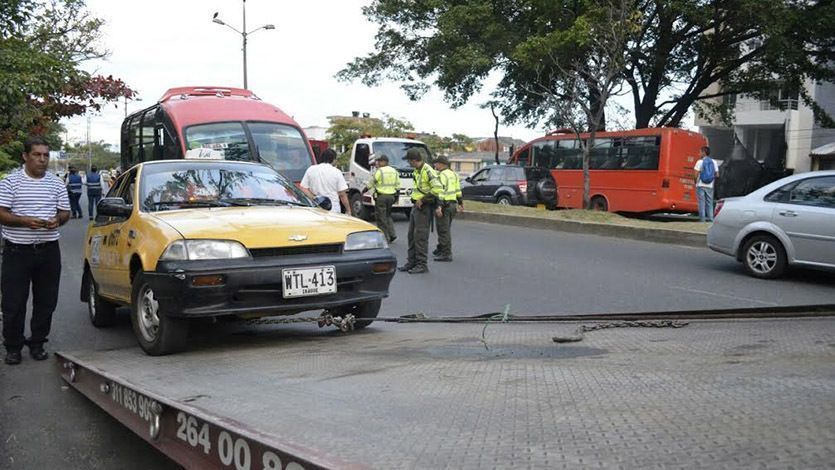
[140,162,310,212]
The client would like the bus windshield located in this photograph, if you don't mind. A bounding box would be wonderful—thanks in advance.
[371,142,431,170]
[184,122,313,181]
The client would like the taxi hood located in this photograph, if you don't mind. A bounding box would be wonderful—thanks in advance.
[151,206,377,248]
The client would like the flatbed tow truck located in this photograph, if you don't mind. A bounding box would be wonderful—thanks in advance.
[56,306,835,469]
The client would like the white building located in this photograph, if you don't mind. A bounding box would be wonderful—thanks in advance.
[697,79,835,173]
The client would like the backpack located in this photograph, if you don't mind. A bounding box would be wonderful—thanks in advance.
[699,157,716,184]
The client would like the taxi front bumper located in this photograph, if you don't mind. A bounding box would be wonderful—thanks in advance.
[145,249,397,318]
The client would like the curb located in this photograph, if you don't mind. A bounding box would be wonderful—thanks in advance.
[458,211,707,248]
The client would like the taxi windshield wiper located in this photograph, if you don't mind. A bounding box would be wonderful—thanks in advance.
[149,200,232,210]
[220,197,308,207]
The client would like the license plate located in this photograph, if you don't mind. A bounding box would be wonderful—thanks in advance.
[281,266,337,298]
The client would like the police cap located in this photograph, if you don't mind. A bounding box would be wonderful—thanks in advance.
[433,156,450,165]
[405,148,424,161]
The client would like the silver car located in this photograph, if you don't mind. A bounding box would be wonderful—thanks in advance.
[707,170,835,279]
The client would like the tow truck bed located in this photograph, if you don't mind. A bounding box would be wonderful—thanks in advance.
[57,319,835,469]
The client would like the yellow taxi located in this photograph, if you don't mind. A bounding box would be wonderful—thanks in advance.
[81,159,397,355]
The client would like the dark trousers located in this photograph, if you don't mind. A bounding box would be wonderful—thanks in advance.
[375,194,397,242]
[407,202,432,268]
[88,192,101,218]
[1,240,61,352]
[69,192,82,218]
[435,202,457,258]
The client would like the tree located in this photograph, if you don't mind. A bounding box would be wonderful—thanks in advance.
[519,0,638,209]
[326,115,414,167]
[65,140,120,170]
[338,0,835,131]
[0,0,134,146]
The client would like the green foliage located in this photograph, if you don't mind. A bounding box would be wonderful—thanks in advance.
[65,140,120,170]
[339,0,835,130]
[326,115,415,167]
[0,0,134,145]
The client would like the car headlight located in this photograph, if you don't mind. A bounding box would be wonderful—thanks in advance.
[160,240,250,261]
[344,231,388,251]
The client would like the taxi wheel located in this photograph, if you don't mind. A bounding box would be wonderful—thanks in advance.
[87,274,117,327]
[131,272,189,356]
[335,299,381,330]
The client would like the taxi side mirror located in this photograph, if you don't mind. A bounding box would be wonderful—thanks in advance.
[98,197,132,218]
[313,196,332,211]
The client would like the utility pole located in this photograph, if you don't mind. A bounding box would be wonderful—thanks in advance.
[86,115,92,172]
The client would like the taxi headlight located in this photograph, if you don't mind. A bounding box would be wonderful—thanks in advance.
[344,231,388,251]
[160,240,250,261]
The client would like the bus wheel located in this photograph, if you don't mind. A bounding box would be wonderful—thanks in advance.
[590,196,608,212]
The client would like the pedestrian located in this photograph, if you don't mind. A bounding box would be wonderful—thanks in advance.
[694,146,719,222]
[398,148,441,274]
[0,136,70,365]
[366,154,400,243]
[431,156,463,262]
[101,168,112,194]
[66,166,83,219]
[85,165,103,220]
[300,148,352,216]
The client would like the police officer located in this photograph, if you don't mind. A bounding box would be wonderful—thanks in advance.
[398,148,441,274]
[85,166,103,220]
[432,156,463,262]
[366,154,401,243]
[66,166,83,219]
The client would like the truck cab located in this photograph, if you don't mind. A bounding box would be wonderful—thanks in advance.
[346,137,432,220]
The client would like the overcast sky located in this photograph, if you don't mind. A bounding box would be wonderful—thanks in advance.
[61,0,554,147]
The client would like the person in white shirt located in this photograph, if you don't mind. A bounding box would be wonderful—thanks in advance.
[300,148,352,216]
[693,146,720,222]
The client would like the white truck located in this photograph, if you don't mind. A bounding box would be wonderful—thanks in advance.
[345,137,432,220]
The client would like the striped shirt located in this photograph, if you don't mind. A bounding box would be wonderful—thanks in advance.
[0,169,70,244]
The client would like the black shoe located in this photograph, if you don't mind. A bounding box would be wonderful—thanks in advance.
[4,351,22,365]
[434,256,453,262]
[397,264,414,272]
[28,345,48,361]
[432,248,441,256]
[389,236,397,243]
[408,265,429,274]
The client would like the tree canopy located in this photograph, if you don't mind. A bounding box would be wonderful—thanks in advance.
[338,0,835,130]
[0,0,133,147]
[326,114,414,167]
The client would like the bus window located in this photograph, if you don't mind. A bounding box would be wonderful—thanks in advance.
[516,147,529,167]
[590,138,624,169]
[248,122,313,181]
[558,139,583,169]
[129,115,142,166]
[185,122,250,161]
[622,136,660,170]
[141,109,157,160]
[533,140,557,169]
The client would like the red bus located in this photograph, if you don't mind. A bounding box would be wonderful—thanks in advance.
[121,86,315,181]
[510,127,708,213]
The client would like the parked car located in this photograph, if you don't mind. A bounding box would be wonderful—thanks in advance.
[707,170,835,279]
[81,159,397,355]
[461,165,557,209]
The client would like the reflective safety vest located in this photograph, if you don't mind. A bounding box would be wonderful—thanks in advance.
[368,165,401,195]
[438,168,462,202]
[67,173,83,194]
[411,163,441,201]
[86,172,102,194]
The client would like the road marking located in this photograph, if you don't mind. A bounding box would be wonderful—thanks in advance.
[667,285,779,306]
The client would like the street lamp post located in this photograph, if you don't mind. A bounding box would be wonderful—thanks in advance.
[212,1,275,90]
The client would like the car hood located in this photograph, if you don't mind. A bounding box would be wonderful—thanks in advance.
[150,206,377,248]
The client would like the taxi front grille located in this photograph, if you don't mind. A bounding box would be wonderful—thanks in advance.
[248,244,342,258]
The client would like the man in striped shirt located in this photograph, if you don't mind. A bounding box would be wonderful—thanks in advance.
[0,136,70,365]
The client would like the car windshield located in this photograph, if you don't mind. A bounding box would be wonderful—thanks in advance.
[184,122,314,182]
[140,162,310,212]
[371,142,431,171]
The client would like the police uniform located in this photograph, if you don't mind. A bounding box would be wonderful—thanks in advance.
[399,149,441,274]
[433,157,462,261]
[366,155,401,242]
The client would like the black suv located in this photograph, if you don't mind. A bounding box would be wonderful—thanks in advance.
[462,165,557,209]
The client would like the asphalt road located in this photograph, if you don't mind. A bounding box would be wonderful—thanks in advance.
[1,208,833,469]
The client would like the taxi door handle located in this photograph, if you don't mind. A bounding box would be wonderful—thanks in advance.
[778,210,797,217]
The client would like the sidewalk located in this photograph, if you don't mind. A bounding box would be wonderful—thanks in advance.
[460,202,709,247]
